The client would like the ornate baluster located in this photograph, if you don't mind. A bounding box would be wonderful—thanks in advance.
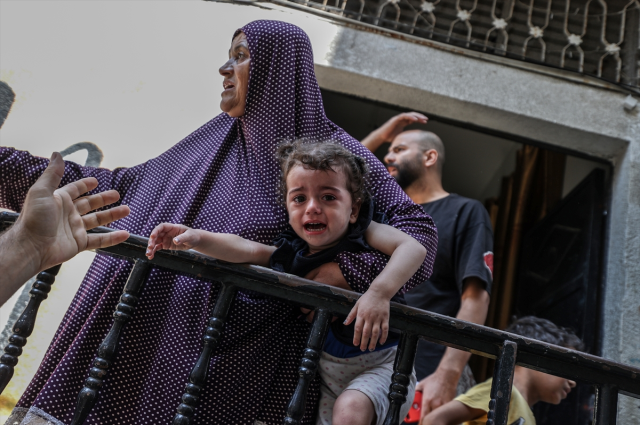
[70,260,151,425]
[486,340,517,425]
[382,332,418,425]
[0,265,61,393]
[173,284,238,425]
[284,308,331,425]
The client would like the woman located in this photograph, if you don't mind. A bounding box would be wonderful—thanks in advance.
[1,20,437,425]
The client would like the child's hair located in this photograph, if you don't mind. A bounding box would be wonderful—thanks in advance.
[276,140,369,203]
[506,316,584,351]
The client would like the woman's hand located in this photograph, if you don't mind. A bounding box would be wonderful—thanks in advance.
[146,223,201,259]
[344,288,391,351]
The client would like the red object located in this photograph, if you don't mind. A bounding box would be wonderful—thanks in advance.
[483,251,494,279]
[405,390,422,423]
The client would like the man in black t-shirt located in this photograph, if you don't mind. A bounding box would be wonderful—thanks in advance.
[362,113,493,422]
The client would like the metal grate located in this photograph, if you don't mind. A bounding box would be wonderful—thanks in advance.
[277,0,640,90]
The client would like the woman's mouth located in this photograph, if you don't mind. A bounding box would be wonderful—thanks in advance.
[223,81,235,91]
[304,222,326,233]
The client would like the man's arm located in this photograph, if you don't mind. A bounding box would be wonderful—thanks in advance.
[360,112,428,153]
[0,152,130,306]
[417,277,490,418]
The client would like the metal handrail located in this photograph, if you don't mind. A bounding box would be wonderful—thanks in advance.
[1,211,638,424]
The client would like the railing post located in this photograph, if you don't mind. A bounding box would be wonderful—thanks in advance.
[70,259,151,425]
[0,265,61,394]
[284,308,331,425]
[382,332,418,425]
[594,384,618,425]
[173,284,238,425]
[487,340,518,425]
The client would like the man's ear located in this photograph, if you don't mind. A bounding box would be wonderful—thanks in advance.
[350,199,362,223]
[424,149,439,169]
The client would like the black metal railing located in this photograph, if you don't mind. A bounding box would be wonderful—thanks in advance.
[1,210,639,425]
[259,0,640,93]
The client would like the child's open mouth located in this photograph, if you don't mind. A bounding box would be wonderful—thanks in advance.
[304,222,326,233]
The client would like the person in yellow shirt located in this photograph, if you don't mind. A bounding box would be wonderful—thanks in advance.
[421,316,583,425]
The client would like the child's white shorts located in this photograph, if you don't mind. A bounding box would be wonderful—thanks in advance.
[316,346,417,425]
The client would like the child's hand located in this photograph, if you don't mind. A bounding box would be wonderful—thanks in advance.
[146,223,201,259]
[344,289,391,351]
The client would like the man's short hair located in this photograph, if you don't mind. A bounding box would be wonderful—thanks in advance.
[506,316,584,351]
[406,130,445,173]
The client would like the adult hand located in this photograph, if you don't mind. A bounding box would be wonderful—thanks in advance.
[1,152,130,306]
[304,262,351,290]
[14,152,130,272]
[361,112,428,152]
[416,368,460,419]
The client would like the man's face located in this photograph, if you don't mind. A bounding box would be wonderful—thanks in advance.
[384,134,424,190]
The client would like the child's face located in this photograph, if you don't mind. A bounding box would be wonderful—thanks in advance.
[531,369,577,405]
[285,165,360,254]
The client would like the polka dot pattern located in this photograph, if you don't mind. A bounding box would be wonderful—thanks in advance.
[0,20,437,425]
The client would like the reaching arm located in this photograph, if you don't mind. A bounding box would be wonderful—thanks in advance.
[0,152,130,306]
[360,112,428,153]
[0,146,140,213]
[421,400,485,425]
[146,223,276,267]
[344,221,427,350]
[418,277,490,418]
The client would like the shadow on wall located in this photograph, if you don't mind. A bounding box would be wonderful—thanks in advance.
[0,81,16,129]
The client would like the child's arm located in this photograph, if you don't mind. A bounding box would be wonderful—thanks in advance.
[345,221,427,351]
[421,400,486,425]
[146,223,275,267]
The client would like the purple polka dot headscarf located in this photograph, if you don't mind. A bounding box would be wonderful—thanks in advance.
[1,20,436,425]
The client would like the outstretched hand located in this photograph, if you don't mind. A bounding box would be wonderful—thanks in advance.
[344,289,391,351]
[15,151,130,273]
[146,223,201,259]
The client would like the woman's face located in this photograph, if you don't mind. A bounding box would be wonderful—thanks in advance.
[219,32,250,117]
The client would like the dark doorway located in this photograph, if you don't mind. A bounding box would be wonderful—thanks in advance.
[515,169,606,424]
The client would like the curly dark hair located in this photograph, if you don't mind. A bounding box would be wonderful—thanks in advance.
[506,316,584,351]
[276,140,369,203]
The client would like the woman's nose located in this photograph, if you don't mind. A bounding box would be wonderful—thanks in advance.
[219,59,233,76]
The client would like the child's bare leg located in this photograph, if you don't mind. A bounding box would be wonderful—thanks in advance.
[332,390,376,425]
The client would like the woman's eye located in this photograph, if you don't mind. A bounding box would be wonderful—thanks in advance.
[293,195,305,203]
[322,195,336,201]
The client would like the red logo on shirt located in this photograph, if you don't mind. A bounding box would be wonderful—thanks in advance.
[483,252,494,280]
